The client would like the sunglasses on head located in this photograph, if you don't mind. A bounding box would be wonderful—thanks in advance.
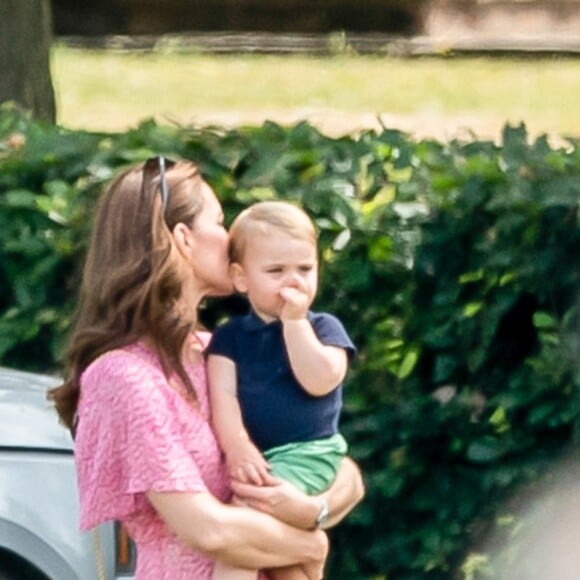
[142,156,177,215]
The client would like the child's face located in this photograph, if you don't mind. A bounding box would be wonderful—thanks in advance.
[231,230,318,322]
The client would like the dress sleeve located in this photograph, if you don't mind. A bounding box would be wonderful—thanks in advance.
[75,350,209,530]
[311,312,357,360]
[205,322,236,360]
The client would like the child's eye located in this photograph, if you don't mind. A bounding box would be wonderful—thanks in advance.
[266,268,283,274]
[299,265,314,272]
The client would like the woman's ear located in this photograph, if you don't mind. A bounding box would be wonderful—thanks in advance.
[172,222,195,259]
[230,262,248,293]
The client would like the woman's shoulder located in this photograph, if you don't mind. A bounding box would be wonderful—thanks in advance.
[81,343,164,392]
[86,342,155,369]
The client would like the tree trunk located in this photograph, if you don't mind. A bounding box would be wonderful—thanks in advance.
[0,0,56,123]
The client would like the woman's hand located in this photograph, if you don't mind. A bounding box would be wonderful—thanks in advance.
[231,457,365,530]
[231,476,319,529]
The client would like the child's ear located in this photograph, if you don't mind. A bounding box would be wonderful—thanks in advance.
[230,263,248,293]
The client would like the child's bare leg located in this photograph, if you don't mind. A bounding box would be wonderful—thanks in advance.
[268,565,311,580]
[212,561,258,580]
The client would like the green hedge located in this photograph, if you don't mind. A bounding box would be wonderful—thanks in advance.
[1,103,580,579]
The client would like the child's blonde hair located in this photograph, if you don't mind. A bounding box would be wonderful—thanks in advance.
[229,201,317,264]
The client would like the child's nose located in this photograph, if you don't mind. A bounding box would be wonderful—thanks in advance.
[285,272,302,287]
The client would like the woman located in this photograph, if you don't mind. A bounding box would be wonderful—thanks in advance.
[49,157,364,579]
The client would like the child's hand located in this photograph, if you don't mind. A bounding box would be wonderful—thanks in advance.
[279,275,313,321]
[226,440,272,486]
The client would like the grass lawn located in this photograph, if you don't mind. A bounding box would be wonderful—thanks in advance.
[51,45,580,141]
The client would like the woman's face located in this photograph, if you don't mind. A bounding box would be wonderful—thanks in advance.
[189,183,233,297]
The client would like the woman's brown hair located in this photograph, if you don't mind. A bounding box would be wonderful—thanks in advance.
[49,159,205,430]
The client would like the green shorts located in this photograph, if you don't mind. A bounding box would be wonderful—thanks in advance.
[264,433,348,495]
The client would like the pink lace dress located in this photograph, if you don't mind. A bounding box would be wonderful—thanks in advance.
[75,335,233,579]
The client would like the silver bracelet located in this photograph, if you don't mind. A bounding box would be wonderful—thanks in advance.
[313,497,330,529]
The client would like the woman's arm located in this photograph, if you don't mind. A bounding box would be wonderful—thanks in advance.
[230,456,365,530]
[320,456,365,529]
[147,489,327,572]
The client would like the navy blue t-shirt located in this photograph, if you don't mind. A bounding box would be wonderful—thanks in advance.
[206,310,356,452]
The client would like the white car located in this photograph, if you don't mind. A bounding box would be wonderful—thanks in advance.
[0,366,135,580]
